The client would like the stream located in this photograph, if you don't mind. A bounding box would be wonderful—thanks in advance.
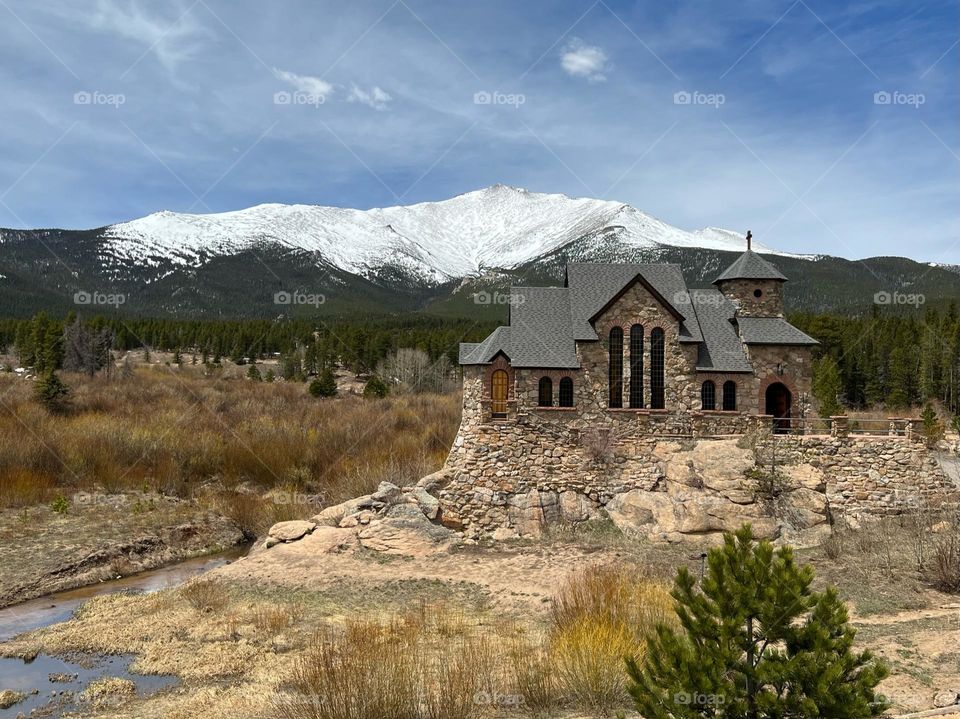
[0,545,249,718]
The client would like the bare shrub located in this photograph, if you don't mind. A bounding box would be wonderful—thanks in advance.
[822,532,843,560]
[214,490,264,540]
[930,533,960,593]
[181,578,229,613]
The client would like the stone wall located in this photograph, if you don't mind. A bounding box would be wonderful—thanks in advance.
[755,435,957,518]
[440,405,960,543]
[717,279,785,317]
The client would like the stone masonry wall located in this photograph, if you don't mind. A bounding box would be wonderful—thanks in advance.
[441,397,959,541]
[755,435,957,517]
[718,279,785,317]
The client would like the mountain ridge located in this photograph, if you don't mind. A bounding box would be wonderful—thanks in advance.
[0,185,956,319]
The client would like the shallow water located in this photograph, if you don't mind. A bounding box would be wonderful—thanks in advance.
[0,545,248,717]
[0,544,248,643]
[0,653,177,718]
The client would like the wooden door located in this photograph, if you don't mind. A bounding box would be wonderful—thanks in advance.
[491,369,508,417]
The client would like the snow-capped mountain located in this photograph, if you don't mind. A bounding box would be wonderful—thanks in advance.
[102,184,798,283]
[3,184,959,319]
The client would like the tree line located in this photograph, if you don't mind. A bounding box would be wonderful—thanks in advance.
[0,312,496,378]
[2,307,958,416]
[792,304,960,415]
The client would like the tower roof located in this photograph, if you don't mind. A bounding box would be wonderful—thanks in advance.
[713,249,787,284]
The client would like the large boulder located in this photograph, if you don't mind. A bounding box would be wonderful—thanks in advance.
[311,494,375,526]
[507,490,559,537]
[781,464,827,492]
[416,468,456,492]
[371,481,402,505]
[558,491,600,524]
[779,488,829,529]
[268,520,316,542]
[934,690,959,708]
[660,441,757,504]
[606,488,779,541]
[357,504,459,556]
[605,490,677,536]
[408,487,440,519]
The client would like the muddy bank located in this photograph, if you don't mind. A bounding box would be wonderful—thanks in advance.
[0,493,244,608]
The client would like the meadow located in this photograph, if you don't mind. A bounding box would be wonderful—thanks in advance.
[0,365,460,532]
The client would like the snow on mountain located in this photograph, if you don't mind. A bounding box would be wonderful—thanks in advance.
[103,184,804,283]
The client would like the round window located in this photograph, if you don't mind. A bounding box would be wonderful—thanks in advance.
[753,288,763,298]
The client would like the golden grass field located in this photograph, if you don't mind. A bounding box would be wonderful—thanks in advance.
[0,367,459,516]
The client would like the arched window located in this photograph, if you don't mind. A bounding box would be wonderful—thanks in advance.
[722,380,737,411]
[650,328,665,409]
[701,380,716,410]
[538,376,553,407]
[559,377,574,407]
[608,327,623,408]
[491,369,508,418]
[629,324,644,408]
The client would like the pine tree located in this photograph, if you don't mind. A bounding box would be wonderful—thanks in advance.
[363,374,390,398]
[34,371,70,413]
[308,368,337,397]
[247,363,262,381]
[627,525,888,719]
[813,355,843,417]
[264,368,276,383]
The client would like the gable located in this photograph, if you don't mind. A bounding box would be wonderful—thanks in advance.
[588,272,685,324]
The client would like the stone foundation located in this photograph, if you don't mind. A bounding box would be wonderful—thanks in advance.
[439,409,960,543]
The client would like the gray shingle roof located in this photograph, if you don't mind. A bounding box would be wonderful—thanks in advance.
[736,317,819,345]
[459,261,814,369]
[459,326,512,364]
[688,289,754,373]
[508,287,580,367]
[714,250,787,283]
[565,263,703,343]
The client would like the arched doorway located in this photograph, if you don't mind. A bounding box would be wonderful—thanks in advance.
[491,369,508,418]
[765,382,792,433]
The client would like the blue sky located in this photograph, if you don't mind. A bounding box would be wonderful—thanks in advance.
[0,0,957,261]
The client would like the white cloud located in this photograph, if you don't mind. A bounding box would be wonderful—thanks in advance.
[86,0,209,72]
[272,68,334,99]
[347,84,392,111]
[560,38,609,82]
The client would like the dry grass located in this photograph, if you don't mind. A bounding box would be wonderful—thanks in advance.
[0,370,460,510]
[272,568,676,719]
[548,564,676,715]
[180,577,231,614]
[275,607,498,719]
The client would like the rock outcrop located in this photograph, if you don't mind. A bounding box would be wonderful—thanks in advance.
[267,479,459,556]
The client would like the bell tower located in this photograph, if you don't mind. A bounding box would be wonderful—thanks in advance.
[713,231,787,318]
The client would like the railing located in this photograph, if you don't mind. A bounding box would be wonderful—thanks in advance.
[760,415,921,439]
